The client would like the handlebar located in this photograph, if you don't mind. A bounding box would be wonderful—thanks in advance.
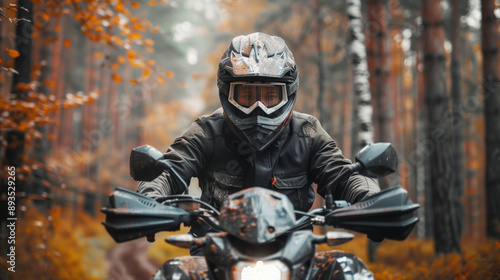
[156,195,220,218]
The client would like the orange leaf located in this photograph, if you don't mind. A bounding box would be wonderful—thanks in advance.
[129,33,142,40]
[42,12,50,22]
[112,73,122,83]
[55,26,61,33]
[149,0,157,5]
[63,39,71,48]
[129,79,140,84]
[95,52,103,59]
[89,91,100,100]
[147,60,156,66]
[130,59,145,68]
[127,50,136,59]
[178,82,186,88]
[165,71,174,78]
[115,2,125,12]
[156,76,164,84]
[117,56,125,64]
[112,62,119,70]
[143,39,154,46]
[5,48,20,58]
[15,83,34,92]
[142,67,151,79]
[131,1,140,8]
[152,27,160,33]
[43,80,56,87]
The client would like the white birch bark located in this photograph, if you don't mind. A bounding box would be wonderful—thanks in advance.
[346,0,374,149]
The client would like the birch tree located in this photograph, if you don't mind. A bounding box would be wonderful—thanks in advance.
[347,0,374,149]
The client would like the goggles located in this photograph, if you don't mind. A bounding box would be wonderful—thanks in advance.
[228,82,288,115]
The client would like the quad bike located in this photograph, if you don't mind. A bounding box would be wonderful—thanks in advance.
[102,143,419,279]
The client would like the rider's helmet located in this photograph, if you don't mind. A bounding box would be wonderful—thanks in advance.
[217,32,299,151]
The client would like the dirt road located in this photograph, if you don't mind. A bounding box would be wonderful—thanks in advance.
[107,238,160,280]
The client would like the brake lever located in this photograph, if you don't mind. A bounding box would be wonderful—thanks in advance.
[156,196,221,218]
[193,211,223,232]
[324,194,350,210]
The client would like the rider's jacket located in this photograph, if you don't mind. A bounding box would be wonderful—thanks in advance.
[137,108,379,214]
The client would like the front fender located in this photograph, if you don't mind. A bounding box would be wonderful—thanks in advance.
[151,256,209,280]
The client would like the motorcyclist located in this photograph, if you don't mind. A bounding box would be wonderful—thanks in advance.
[137,32,380,254]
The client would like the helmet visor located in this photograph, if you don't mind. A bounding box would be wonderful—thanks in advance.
[229,82,288,115]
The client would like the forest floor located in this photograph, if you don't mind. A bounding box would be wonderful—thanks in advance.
[318,233,500,279]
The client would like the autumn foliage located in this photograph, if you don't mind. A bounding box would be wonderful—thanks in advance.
[0,206,114,280]
[0,0,175,183]
[317,233,500,280]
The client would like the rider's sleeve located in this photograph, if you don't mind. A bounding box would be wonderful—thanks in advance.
[136,118,213,199]
[307,118,380,203]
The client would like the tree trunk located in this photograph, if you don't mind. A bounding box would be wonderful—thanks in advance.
[4,0,33,191]
[408,6,433,238]
[463,12,486,243]
[365,0,386,262]
[1,0,33,267]
[450,0,466,239]
[366,0,394,190]
[347,0,374,150]
[481,0,500,240]
[30,4,54,212]
[422,0,462,254]
[48,16,64,151]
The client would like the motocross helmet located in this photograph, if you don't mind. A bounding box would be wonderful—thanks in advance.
[217,32,299,151]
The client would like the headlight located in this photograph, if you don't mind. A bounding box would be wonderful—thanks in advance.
[231,260,290,280]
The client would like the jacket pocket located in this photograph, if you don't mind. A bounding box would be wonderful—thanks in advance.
[273,172,312,211]
[212,170,246,189]
[274,172,308,189]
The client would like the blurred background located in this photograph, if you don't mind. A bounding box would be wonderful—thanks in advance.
[0,0,499,279]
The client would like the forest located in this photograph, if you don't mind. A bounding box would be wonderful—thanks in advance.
[0,0,499,279]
